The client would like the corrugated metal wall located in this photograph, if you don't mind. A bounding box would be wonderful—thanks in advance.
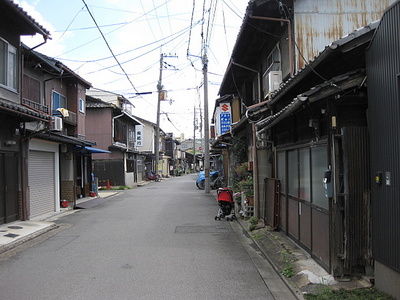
[29,150,55,218]
[294,0,397,70]
[366,1,400,272]
[341,127,371,271]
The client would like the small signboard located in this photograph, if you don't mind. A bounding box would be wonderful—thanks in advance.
[135,125,143,147]
[219,103,231,134]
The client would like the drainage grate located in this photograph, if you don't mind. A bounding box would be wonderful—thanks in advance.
[4,233,19,238]
[7,226,23,230]
[174,225,231,234]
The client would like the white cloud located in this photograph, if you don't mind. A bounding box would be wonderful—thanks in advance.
[17,1,69,56]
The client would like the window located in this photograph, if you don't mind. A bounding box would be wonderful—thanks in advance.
[0,39,18,90]
[299,148,311,201]
[52,91,67,114]
[288,150,298,197]
[311,146,328,209]
[79,98,85,113]
[277,151,286,194]
[23,75,40,103]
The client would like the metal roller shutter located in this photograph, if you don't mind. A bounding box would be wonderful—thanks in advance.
[29,150,55,218]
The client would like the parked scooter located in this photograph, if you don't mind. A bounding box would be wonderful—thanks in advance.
[146,171,161,182]
[196,171,223,190]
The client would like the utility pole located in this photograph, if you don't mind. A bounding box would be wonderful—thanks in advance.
[155,53,163,175]
[193,104,196,171]
[155,53,177,175]
[203,50,210,194]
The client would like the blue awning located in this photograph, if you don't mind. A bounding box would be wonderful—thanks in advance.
[84,146,111,153]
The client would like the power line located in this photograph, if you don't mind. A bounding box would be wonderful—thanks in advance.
[56,6,85,42]
[57,0,174,58]
[152,0,165,39]
[61,18,202,71]
[81,0,139,93]
[140,0,157,40]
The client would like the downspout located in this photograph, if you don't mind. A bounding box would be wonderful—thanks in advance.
[29,35,50,51]
[248,15,294,77]
[231,61,261,219]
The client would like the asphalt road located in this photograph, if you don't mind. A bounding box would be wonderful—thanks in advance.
[0,174,296,300]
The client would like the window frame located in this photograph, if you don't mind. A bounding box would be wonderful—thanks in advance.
[0,38,18,91]
[52,90,67,115]
[79,98,85,114]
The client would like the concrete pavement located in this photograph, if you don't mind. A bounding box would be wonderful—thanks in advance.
[0,190,120,254]
[0,177,372,299]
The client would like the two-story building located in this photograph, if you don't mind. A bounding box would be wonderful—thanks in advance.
[1,0,99,221]
[86,91,142,187]
[0,0,50,223]
[214,0,396,281]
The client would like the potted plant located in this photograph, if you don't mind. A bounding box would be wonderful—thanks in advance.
[238,175,254,205]
[232,162,254,206]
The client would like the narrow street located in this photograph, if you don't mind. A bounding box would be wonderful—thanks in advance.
[0,174,296,300]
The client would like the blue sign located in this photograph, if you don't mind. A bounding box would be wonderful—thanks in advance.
[220,112,231,134]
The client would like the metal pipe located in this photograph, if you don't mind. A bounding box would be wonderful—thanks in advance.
[249,15,294,77]
[231,61,261,103]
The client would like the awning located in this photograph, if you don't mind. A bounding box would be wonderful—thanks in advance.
[255,69,367,135]
[84,146,111,153]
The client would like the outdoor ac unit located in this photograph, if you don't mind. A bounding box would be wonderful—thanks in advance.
[51,116,63,131]
[263,71,282,94]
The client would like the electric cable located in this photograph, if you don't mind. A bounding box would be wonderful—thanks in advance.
[86,18,202,74]
[56,6,85,42]
[57,0,174,58]
[81,0,139,94]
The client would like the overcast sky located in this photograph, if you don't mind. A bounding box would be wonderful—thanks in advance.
[18,0,249,139]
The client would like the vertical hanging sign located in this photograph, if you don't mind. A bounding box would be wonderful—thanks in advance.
[135,125,143,147]
[219,103,231,135]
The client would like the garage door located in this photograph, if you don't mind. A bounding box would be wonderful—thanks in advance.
[29,150,55,218]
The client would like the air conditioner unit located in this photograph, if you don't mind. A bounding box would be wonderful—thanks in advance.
[263,71,282,95]
[51,116,63,131]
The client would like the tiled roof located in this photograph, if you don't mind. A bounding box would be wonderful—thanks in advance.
[5,0,50,37]
[0,98,50,121]
[22,44,92,88]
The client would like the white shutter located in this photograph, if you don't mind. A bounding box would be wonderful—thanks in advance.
[29,150,55,218]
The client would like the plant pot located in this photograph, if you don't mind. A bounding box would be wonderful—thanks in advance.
[60,199,69,208]
[246,196,254,206]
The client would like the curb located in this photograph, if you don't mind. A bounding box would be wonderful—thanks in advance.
[0,223,58,255]
[235,217,305,300]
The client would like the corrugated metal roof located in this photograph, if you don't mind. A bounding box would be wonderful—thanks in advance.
[255,69,366,133]
[246,20,378,119]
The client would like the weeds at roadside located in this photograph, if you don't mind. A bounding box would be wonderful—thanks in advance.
[278,249,296,278]
[248,217,258,231]
[251,233,263,239]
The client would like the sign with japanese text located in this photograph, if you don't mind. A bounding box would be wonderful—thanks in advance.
[135,125,143,147]
[219,103,231,135]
